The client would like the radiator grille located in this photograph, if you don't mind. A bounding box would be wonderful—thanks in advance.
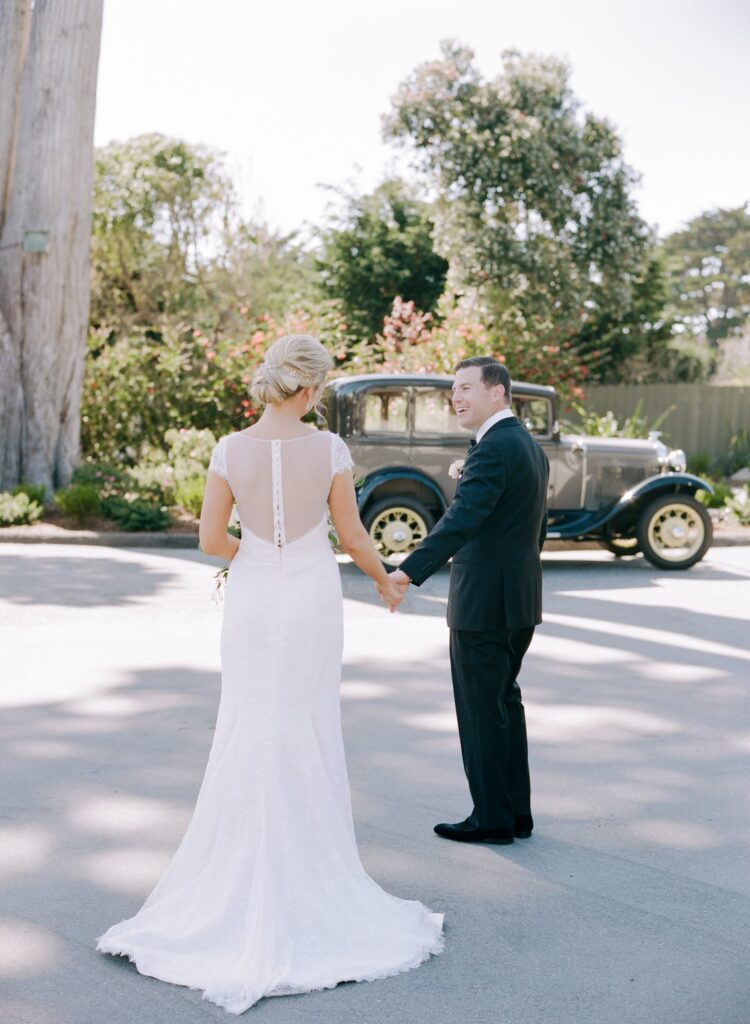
[590,464,652,502]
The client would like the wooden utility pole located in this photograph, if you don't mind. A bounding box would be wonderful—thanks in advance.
[0,0,104,495]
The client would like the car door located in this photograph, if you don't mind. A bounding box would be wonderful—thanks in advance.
[409,383,471,502]
[510,392,559,508]
[549,436,586,510]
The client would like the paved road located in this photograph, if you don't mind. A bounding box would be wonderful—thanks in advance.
[1,543,749,1024]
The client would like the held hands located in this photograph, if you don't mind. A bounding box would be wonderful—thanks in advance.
[375,570,410,613]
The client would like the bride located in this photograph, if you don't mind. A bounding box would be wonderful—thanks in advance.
[95,333,445,1014]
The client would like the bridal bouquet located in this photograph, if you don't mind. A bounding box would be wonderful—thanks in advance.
[212,518,241,606]
[212,564,229,607]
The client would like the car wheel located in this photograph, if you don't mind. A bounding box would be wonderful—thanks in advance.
[599,537,640,558]
[636,494,712,570]
[363,496,435,568]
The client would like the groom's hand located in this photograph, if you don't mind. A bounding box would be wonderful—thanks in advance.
[376,572,409,613]
[389,570,411,590]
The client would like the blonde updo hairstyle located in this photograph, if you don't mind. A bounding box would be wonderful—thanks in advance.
[250,334,334,407]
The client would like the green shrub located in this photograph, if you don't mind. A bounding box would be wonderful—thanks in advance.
[11,482,46,505]
[0,491,44,526]
[163,427,216,467]
[81,324,265,465]
[126,460,178,504]
[563,399,676,440]
[126,427,216,505]
[725,484,750,526]
[173,475,205,518]
[71,462,128,497]
[101,495,171,531]
[686,452,712,477]
[696,480,732,509]
[54,484,101,523]
[721,430,750,477]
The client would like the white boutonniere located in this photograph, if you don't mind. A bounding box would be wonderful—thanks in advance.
[448,459,466,480]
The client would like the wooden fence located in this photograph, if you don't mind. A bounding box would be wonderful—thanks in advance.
[579,384,750,456]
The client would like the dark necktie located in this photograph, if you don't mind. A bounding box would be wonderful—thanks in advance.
[469,438,476,449]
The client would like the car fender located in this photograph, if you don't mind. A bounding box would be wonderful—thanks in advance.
[357,468,448,515]
[596,473,714,531]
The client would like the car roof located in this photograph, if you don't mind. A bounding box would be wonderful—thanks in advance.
[326,372,556,398]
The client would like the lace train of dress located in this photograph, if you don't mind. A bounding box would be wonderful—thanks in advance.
[95,431,444,1014]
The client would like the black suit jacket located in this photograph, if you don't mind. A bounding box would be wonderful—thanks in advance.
[399,416,550,631]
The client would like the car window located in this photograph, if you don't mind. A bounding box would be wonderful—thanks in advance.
[512,396,551,436]
[413,388,461,435]
[363,389,408,434]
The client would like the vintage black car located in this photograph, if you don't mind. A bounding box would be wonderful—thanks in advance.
[322,373,714,571]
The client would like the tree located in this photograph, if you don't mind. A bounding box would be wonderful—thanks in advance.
[384,43,668,381]
[316,179,448,340]
[662,204,750,345]
[0,0,103,495]
[208,219,316,328]
[91,134,235,332]
[91,134,316,337]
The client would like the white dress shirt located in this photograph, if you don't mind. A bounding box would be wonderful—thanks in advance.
[475,406,515,443]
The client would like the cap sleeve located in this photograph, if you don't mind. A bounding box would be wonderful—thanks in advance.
[330,432,353,478]
[208,435,229,481]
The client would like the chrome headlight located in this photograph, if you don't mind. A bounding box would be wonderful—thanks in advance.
[654,439,670,468]
[668,448,687,473]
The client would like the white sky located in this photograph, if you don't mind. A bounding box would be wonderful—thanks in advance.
[95,0,750,240]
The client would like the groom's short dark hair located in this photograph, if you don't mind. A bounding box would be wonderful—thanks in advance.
[454,357,512,401]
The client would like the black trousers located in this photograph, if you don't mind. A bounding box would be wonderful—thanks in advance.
[449,626,535,829]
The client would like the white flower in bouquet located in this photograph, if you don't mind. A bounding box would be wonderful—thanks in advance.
[212,565,229,607]
[448,459,466,480]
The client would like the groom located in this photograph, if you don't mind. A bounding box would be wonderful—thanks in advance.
[390,357,549,845]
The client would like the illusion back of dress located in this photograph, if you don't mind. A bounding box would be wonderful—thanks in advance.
[208,429,353,545]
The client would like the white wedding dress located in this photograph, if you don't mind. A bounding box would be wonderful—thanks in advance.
[95,428,445,1014]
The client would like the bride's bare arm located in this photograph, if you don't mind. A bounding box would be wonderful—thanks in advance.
[199,473,241,560]
[328,471,405,608]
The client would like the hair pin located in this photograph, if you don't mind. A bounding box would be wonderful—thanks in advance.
[260,360,310,385]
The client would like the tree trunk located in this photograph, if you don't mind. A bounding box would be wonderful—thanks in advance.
[0,0,103,496]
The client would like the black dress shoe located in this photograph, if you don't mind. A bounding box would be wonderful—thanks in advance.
[434,819,514,845]
[514,814,533,839]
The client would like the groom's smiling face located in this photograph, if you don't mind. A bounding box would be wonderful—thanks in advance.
[451,366,508,433]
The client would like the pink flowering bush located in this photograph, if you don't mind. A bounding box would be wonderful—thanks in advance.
[349,297,592,407]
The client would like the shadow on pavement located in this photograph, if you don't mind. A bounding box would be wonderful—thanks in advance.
[0,553,178,608]
[2,545,749,1024]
